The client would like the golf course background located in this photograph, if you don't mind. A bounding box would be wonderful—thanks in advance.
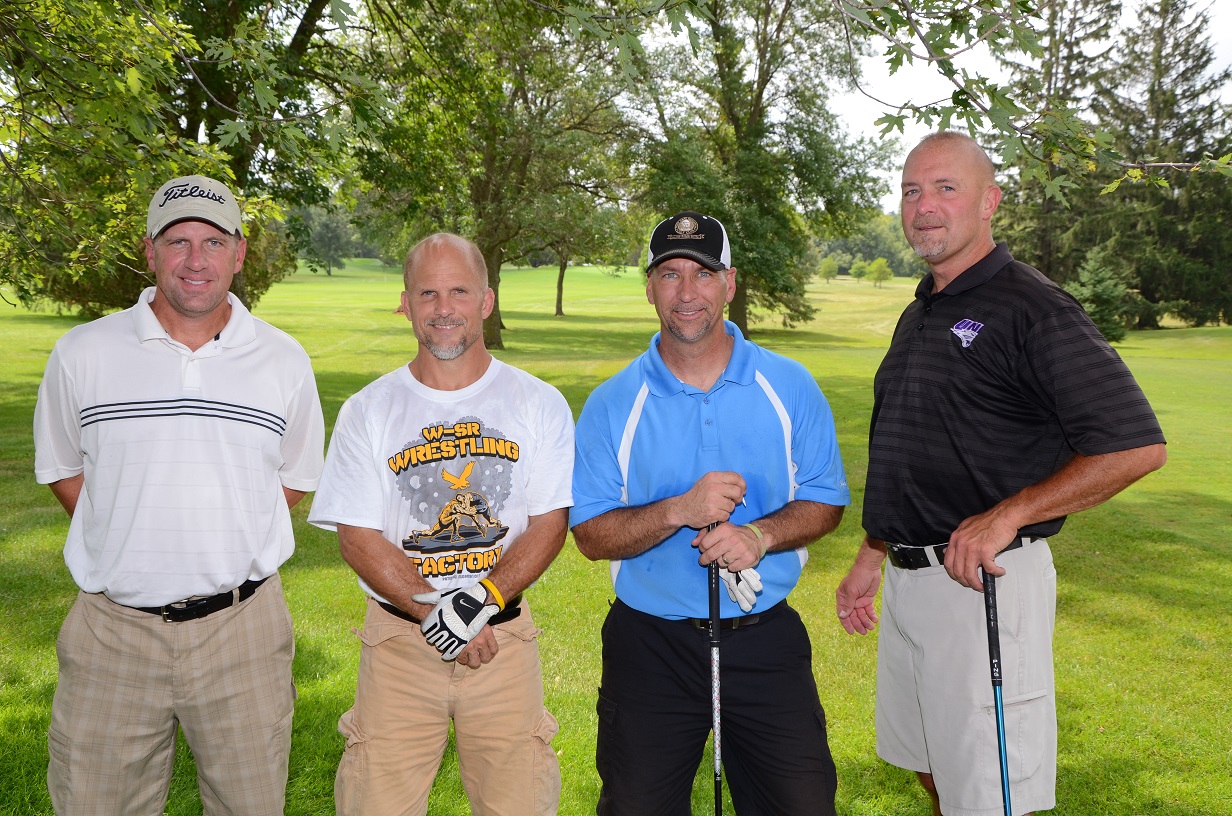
[1,261,1228,815]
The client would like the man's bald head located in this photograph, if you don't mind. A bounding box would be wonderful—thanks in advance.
[907,131,998,187]
[403,233,488,292]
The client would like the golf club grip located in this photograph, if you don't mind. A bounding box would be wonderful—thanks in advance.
[706,521,721,646]
[982,569,1002,688]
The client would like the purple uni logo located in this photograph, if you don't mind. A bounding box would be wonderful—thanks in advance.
[951,318,984,348]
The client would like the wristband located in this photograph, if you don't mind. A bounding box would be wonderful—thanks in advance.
[479,577,505,611]
[744,523,767,559]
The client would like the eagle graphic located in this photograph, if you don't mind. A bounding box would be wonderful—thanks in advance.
[441,461,475,490]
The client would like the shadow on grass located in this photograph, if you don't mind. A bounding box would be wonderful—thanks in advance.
[0,310,88,334]
[1054,489,1232,617]
[831,751,1223,816]
[1053,752,1224,816]
[496,309,854,357]
[0,682,58,816]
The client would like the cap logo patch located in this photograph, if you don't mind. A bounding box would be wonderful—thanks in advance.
[158,182,228,210]
[951,318,984,348]
[668,216,706,241]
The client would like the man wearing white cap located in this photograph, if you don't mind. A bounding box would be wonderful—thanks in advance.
[33,174,324,815]
[571,211,851,814]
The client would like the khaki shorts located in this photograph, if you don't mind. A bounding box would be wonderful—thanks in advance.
[876,539,1057,816]
[334,597,560,816]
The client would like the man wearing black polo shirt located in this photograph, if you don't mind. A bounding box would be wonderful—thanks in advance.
[835,132,1166,816]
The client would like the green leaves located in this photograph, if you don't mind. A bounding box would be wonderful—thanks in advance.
[329,0,356,28]
[830,0,1227,201]
[2,0,383,313]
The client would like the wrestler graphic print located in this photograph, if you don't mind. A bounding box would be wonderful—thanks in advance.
[387,416,517,591]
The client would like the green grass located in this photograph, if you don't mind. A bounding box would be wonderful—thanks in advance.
[2,261,1229,815]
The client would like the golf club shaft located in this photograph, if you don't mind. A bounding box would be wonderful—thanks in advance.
[983,569,1013,816]
[708,524,722,815]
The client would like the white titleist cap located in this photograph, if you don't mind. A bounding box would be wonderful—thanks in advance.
[146,175,244,238]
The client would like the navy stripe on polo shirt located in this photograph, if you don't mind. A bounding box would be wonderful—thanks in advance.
[863,243,1165,547]
[81,398,287,435]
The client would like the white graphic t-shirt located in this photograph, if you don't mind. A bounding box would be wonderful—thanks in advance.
[309,358,574,601]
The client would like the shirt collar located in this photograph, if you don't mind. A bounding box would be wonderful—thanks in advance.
[916,242,1013,300]
[643,320,754,397]
[132,286,256,348]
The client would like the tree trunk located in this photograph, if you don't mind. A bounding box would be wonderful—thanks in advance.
[232,270,250,309]
[728,274,748,338]
[481,244,504,349]
[555,257,567,316]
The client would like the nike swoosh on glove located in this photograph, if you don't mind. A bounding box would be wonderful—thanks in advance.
[413,584,499,661]
[719,566,763,613]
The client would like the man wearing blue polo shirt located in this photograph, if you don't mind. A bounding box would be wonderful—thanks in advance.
[571,211,850,815]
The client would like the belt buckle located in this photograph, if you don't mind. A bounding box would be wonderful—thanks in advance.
[731,613,759,629]
[159,600,195,622]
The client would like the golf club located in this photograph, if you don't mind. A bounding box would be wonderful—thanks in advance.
[708,523,722,816]
[982,568,1013,816]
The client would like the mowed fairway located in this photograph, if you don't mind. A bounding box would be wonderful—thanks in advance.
[1,260,1229,815]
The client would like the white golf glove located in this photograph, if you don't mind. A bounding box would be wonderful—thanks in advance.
[719,566,763,613]
[413,584,499,661]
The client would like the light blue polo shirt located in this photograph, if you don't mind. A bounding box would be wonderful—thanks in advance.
[572,321,849,619]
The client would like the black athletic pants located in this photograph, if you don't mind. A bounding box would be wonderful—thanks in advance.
[594,599,837,816]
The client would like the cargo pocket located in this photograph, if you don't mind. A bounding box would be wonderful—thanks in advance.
[267,705,295,792]
[333,707,369,814]
[993,687,1049,782]
[813,704,829,733]
[356,620,411,648]
[496,612,543,644]
[531,709,561,815]
[595,693,618,787]
[46,725,72,809]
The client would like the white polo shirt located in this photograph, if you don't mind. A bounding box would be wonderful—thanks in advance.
[34,287,325,607]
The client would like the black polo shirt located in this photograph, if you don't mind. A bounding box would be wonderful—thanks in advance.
[863,243,1165,546]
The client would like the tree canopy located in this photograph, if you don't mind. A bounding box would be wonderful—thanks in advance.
[3,0,1229,329]
[353,0,633,347]
[997,0,1232,328]
[637,0,891,335]
[1,0,379,312]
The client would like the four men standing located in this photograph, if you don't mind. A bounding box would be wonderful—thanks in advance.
[34,140,1165,815]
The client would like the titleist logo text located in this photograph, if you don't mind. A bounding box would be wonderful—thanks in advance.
[159,183,227,208]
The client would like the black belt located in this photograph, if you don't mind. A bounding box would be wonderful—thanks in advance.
[685,601,782,631]
[378,594,523,627]
[885,538,1030,570]
[132,577,268,622]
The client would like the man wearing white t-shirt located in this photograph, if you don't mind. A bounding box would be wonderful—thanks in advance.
[308,232,573,815]
[33,175,325,815]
